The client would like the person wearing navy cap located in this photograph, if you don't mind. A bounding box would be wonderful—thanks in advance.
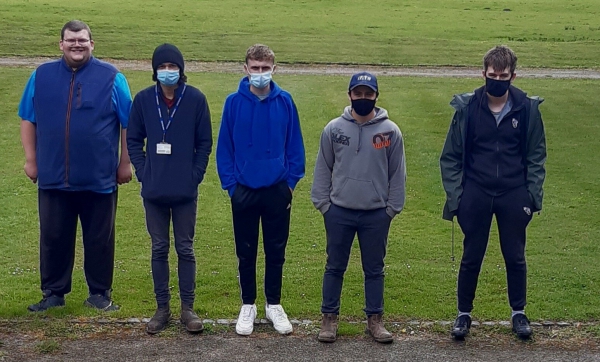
[127,43,212,334]
[311,72,406,343]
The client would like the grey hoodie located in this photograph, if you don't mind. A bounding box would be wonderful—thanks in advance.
[311,106,406,218]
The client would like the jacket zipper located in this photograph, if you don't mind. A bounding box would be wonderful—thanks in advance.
[65,71,76,187]
[76,83,82,109]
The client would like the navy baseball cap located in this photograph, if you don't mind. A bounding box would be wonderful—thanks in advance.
[348,72,378,92]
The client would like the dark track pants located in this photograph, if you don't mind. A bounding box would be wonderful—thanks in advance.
[321,204,392,316]
[456,183,533,313]
[231,181,292,305]
[38,189,117,297]
[143,198,198,308]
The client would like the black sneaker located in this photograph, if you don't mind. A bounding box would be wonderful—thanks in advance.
[84,291,119,311]
[451,315,472,339]
[27,291,65,312]
[512,313,532,339]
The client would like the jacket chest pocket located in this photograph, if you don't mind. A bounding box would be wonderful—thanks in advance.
[75,82,100,109]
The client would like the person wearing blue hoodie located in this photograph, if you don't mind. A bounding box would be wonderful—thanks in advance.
[216,44,305,336]
[127,44,212,335]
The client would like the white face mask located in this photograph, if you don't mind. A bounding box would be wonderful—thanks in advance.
[249,71,272,89]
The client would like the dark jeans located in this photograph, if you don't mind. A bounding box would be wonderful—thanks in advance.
[144,198,198,308]
[456,183,533,313]
[38,189,117,297]
[231,181,292,305]
[321,204,392,316]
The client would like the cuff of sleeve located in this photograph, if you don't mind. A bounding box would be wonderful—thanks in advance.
[318,203,331,215]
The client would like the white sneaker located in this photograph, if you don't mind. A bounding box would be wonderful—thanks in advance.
[236,304,257,336]
[265,304,293,335]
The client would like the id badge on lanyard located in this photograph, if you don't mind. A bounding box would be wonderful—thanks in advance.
[155,84,186,155]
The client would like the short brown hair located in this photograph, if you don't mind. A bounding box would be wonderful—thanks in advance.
[483,45,517,74]
[61,20,92,40]
[245,44,275,64]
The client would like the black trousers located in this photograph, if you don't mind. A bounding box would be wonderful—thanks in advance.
[456,182,533,313]
[321,205,391,315]
[231,181,292,305]
[143,198,198,308]
[38,189,117,297]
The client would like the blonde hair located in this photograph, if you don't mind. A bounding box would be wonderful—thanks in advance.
[245,44,275,64]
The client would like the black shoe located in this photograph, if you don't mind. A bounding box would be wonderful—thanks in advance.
[84,291,119,311]
[512,314,532,339]
[451,315,471,339]
[147,307,171,335]
[27,291,65,312]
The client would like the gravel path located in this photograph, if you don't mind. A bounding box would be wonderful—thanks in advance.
[1,56,600,79]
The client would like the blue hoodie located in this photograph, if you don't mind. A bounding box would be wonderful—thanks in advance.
[217,77,305,196]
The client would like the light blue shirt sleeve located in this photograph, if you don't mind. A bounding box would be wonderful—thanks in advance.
[112,72,132,128]
[18,70,37,123]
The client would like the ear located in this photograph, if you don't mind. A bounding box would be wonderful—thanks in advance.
[59,40,64,52]
[510,72,517,81]
[271,64,277,74]
[89,40,95,52]
[482,70,487,80]
[243,63,249,75]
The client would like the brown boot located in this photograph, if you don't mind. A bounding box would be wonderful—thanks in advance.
[367,314,393,343]
[317,313,338,343]
[181,305,204,333]
[146,307,171,334]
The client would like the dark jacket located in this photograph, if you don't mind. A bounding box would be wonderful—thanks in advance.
[439,85,546,221]
[34,57,121,190]
[127,83,212,204]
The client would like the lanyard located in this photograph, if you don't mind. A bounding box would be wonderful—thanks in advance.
[155,84,186,142]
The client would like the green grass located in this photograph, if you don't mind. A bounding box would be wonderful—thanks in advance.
[34,339,61,354]
[0,67,599,322]
[1,0,600,68]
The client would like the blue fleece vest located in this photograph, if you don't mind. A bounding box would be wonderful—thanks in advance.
[34,57,120,190]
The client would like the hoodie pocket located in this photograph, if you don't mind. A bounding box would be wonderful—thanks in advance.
[240,158,286,187]
[332,177,385,208]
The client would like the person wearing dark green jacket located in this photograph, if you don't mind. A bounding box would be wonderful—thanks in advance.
[439,46,546,340]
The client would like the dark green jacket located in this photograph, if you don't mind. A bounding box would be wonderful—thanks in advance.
[439,88,546,221]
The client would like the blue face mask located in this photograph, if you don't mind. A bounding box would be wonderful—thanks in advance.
[157,70,180,86]
[249,71,272,89]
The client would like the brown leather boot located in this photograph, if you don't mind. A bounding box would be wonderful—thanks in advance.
[180,305,204,333]
[367,314,393,343]
[146,307,171,334]
[317,313,338,343]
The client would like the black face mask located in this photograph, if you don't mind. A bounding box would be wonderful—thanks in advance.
[351,98,376,117]
[485,77,511,97]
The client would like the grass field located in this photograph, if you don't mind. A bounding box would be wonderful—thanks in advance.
[0,0,599,325]
[0,66,599,321]
[0,0,600,68]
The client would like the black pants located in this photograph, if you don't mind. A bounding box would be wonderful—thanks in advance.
[231,181,292,305]
[456,183,533,313]
[38,189,117,297]
[143,198,197,308]
[321,205,391,315]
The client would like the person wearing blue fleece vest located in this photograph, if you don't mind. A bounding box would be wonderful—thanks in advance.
[18,20,132,313]
[127,44,212,335]
[216,44,305,336]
